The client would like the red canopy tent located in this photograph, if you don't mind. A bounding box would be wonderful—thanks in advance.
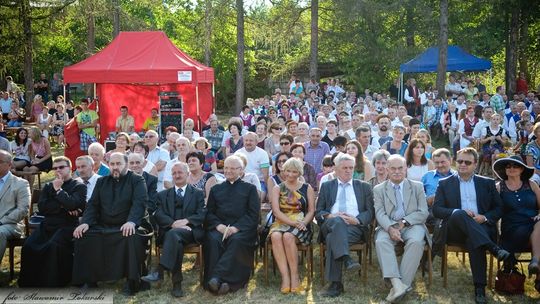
[62,31,215,161]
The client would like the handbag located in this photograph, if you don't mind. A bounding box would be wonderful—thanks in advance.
[495,263,526,295]
[258,211,274,248]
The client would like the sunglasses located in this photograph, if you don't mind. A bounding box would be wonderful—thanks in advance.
[277,159,287,164]
[273,128,282,131]
[505,163,521,169]
[52,165,68,170]
[456,160,473,166]
[280,142,291,146]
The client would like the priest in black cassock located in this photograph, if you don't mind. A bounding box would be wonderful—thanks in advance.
[72,152,151,295]
[204,155,260,295]
[153,162,206,297]
[18,156,86,287]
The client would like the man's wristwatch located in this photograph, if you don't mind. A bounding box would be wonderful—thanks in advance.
[401,219,410,227]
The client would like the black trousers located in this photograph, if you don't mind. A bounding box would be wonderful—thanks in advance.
[446,210,496,286]
[159,228,195,282]
[203,230,256,290]
[320,217,365,282]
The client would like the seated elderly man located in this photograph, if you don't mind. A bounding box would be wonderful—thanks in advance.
[72,152,150,296]
[204,155,260,295]
[373,155,429,302]
[0,150,30,275]
[152,162,206,297]
[316,152,373,297]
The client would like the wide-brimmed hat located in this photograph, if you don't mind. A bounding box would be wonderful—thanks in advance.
[492,155,534,181]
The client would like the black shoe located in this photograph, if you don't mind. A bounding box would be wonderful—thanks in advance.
[343,256,361,272]
[208,277,221,293]
[122,282,136,297]
[217,282,230,295]
[82,282,98,289]
[474,287,487,304]
[171,282,184,298]
[488,245,511,262]
[139,281,151,292]
[322,281,344,297]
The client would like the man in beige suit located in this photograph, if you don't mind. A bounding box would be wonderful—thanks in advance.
[0,150,30,263]
[374,155,429,302]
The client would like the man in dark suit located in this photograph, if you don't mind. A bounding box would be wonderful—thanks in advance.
[316,153,374,297]
[152,162,206,297]
[374,155,429,302]
[433,147,510,304]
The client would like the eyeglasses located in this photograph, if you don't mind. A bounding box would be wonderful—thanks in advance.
[129,161,142,165]
[273,128,282,131]
[144,135,156,138]
[456,159,474,166]
[277,159,287,164]
[505,163,521,169]
[52,165,68,170]
[280,142,290,146]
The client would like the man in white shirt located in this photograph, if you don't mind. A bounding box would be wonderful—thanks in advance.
[235,132,270,201]
[454,94,467,114]
[145,130,170,191]
[74,155,100,202]
[472,106,494,140]
[445,75,463,99]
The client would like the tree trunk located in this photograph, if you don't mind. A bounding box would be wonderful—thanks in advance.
[235,0,245,115]
[112,0,120,38]
[309,0,318,80]
[436,0,448,96]
[518,9,528,79]
[85,0,96,97]
[204,0,212,66]
[21,0,34,112]
[505,5,519,96]
[405,0,415,47]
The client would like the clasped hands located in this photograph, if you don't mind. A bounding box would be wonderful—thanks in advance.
[328,212,360,225]
[216,224,239,239]
[73,221,136,239]
[171,218,191,231]
[464,209,487,224]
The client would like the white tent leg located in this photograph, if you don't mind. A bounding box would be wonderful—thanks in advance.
[196,85,200,130]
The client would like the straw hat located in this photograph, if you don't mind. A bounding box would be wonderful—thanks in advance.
[492,155,534,181]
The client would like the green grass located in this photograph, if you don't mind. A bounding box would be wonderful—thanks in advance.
[2,246,539,303]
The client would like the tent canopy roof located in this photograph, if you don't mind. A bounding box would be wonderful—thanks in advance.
[63,31,214,84]
[399,45,492,73]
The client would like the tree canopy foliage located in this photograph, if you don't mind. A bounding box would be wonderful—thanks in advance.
[1,0,538,110]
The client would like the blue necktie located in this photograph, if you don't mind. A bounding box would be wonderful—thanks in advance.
[393,184,405,220]
[338,183,348,213]
[176,188,183,199]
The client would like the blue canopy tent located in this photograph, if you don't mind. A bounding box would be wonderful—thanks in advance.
[398,45,492,102]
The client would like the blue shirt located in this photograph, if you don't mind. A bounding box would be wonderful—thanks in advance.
[422,169,455,198]
[0,172,11,194]
[97,163,111,176]
[458,175,478,214]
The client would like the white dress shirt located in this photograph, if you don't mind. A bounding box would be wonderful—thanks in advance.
[330,179,359,217]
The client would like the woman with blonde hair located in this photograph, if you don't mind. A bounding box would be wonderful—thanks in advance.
[269,157,315,294]
[23,126,52,186]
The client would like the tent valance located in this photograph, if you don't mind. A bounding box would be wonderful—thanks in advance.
[399,45,492,73]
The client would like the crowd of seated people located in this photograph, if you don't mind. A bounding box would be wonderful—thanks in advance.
[1,73,540,304]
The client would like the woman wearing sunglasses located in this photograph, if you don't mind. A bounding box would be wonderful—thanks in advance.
[493,155,540,292]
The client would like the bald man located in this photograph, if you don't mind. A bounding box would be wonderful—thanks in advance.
[152,162,206,297]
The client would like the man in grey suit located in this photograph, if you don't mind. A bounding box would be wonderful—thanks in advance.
[374,155,429,302]
[0,150,30,263]
[152,162,206,297]
[316,153,374,297]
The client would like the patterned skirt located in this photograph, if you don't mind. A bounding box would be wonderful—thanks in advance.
[268,212,312,245]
